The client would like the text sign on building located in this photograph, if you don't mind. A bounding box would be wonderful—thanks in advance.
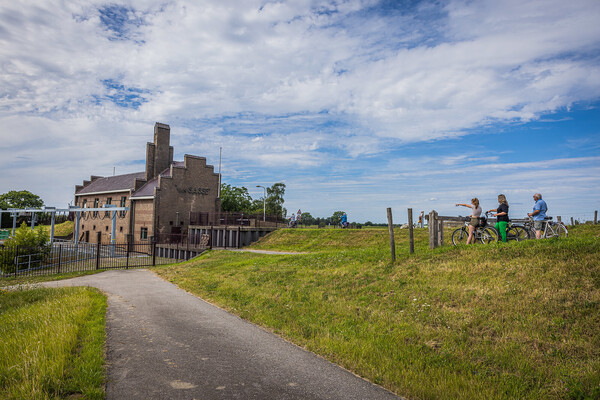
[176,186,211,195]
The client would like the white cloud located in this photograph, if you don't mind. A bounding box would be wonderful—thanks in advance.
[0,0,599,220]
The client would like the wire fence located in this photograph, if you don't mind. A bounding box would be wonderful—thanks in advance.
[0,241,179,278]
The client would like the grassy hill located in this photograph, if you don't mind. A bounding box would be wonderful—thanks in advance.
[40,220,74,237]
[157,226,600,399]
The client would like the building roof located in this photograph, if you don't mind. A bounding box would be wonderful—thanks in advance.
[76,172,145,195]
[131,176,158,198]
[130,162,184,199]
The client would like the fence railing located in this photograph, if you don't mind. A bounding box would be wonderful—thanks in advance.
[189,211,285,227]
[0,241,184,278]
[153,232,210,247]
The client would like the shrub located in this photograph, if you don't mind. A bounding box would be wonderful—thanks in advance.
[0,223,51,274]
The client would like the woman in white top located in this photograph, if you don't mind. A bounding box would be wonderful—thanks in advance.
[455,197,482,244]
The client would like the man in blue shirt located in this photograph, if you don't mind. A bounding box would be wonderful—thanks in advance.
[340,212,348,228]
[528,193,548,239]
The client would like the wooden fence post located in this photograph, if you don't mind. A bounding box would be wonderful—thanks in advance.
[428,211,434,249]
[408,208,414,254]
[437,218,444,246]
[428,210,438,249]
[387,208,396,262]
[571,217,574,226]
[595,210,598,225]
[557,216,562,223]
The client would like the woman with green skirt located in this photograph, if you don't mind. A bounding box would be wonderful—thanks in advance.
[489,194,509,242]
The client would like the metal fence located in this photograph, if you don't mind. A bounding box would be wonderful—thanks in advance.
[153,232,210,247]
[0,241,178,278]
[189,211,284,226]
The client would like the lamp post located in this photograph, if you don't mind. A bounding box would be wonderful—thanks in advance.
[256,185,266,222]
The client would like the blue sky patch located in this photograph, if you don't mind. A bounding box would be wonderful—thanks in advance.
[98,4,145,41]
[96,79,150,109]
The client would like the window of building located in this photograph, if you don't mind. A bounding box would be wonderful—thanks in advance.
[140,227,148,240]
[105,226,109,231]
[93,198,99,217]
[120,226,123,232]
[105,197,112,217]
[82,199,87,216]
[104,197,112,218]
[119,196,127,217]
[93,225,96,230]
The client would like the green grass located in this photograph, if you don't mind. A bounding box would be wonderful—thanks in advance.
[154,225,600,400]
[0,270,105,289]
[39,221,74,237]
[0,286,107,399]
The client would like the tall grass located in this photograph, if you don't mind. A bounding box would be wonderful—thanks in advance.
[154,225,600,399]
[40,221,74,237]
[0,287,106,399]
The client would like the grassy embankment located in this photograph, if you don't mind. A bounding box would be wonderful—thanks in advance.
[40,221,74,237]
[0,287,106,399]
[155,225,600,400]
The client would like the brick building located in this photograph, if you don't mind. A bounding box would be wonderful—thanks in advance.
[74,123,220,244]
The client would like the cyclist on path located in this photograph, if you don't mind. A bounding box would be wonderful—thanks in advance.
[340,212,348,228]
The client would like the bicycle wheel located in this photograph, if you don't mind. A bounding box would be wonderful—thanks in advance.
[480,227,499,244]
[452,228,468,246]
[556,223,568,238]
[507,225,529,241]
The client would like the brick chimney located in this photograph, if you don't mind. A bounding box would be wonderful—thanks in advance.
[145,122,174,181]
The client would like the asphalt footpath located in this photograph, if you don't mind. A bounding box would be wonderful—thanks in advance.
[42,269,403,400]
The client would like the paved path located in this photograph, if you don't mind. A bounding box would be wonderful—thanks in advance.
[42,269,402,400]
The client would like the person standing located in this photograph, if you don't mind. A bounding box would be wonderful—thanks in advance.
[456,198,482,244]
[528,193,547,239]
[488,194,509,242]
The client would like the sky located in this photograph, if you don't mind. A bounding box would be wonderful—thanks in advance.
[1,0,599,223]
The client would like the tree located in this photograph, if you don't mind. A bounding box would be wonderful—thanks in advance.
[0,190,44,209]
[299,212,315,226]
[266,182,286,218]
[0,190,44,228]
[220,184,252,213]
[249,198,266,215]
[331,211,346,226]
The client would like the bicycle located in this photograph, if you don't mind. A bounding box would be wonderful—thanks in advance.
[523,216,568,239]
[505,222,530,241]
[452,212,499,245]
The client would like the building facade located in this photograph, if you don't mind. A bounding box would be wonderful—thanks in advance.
[74,123,220,244]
